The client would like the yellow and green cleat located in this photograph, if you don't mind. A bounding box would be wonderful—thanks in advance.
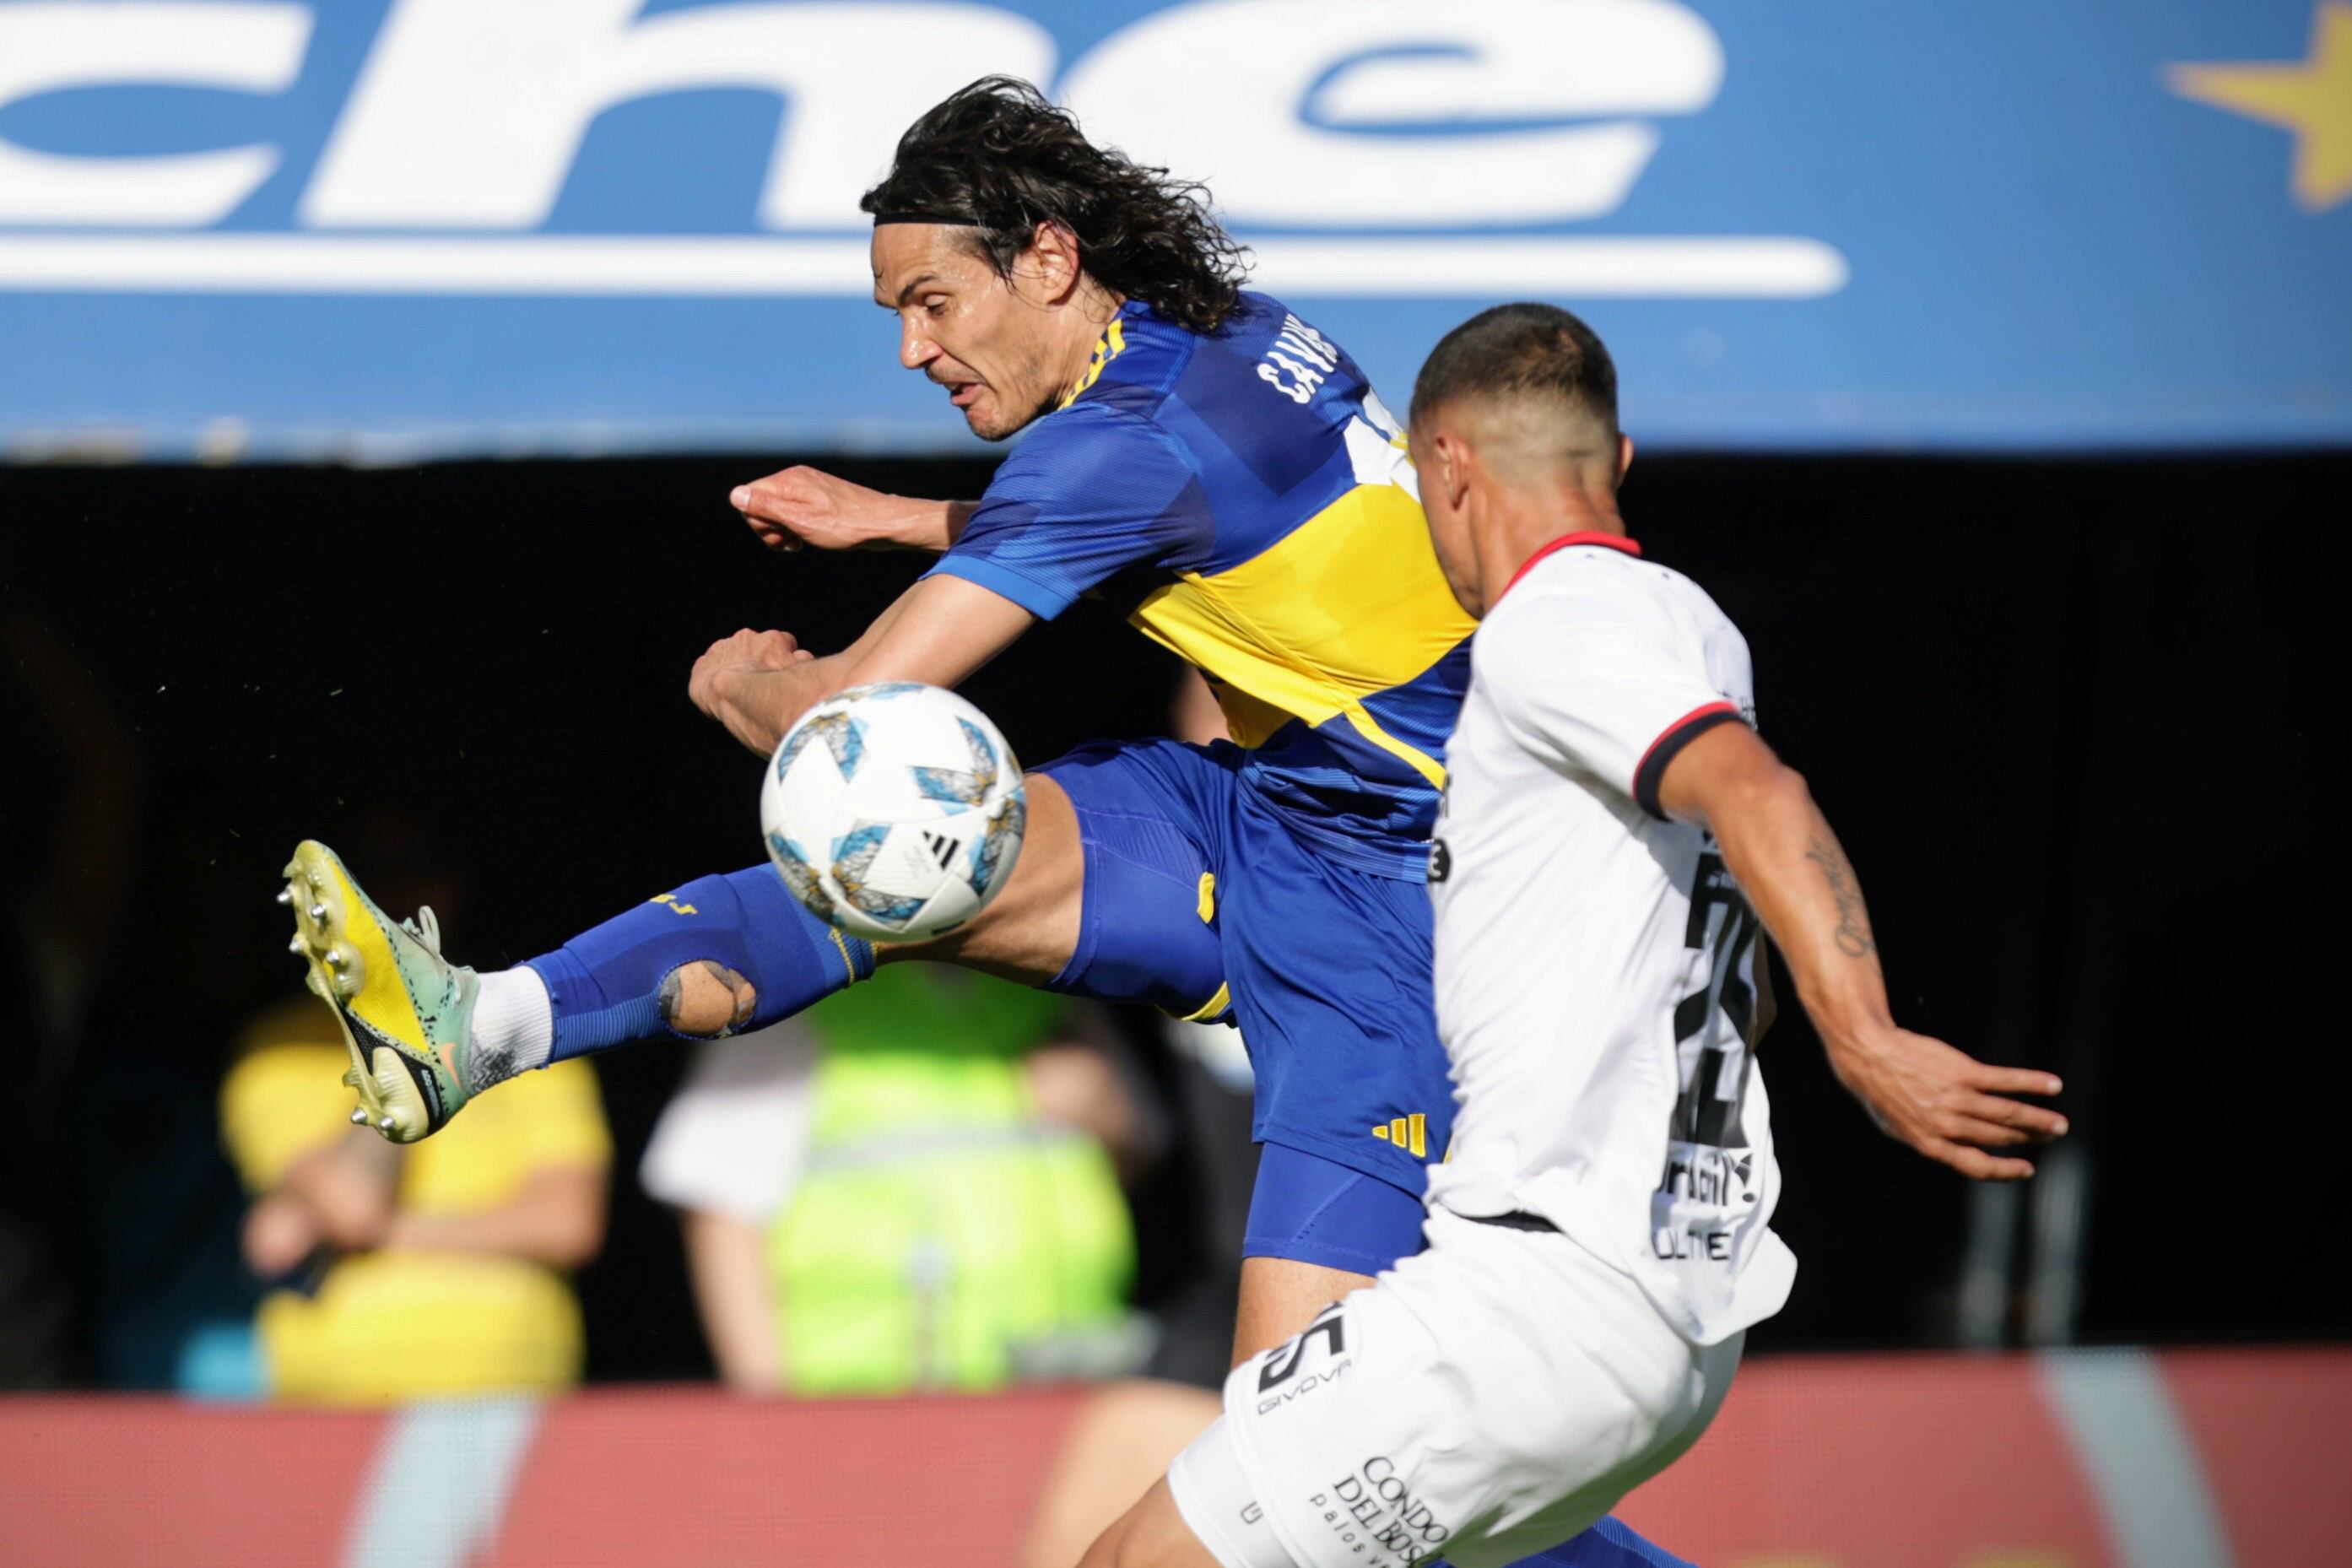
[280,840,481,1143]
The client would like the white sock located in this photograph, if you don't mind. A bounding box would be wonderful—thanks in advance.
[468,965,554,1087]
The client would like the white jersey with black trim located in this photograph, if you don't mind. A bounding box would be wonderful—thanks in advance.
[1425,533,1796,1347]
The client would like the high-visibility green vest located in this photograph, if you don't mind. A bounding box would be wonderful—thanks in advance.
[765,965,1135,1396]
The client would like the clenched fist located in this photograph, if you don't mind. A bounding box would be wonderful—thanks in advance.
[688,628,816,753]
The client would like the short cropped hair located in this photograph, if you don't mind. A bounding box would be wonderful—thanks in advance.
[1409,303,1619,441]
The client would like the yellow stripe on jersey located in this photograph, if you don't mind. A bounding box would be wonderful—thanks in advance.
[1165,981,1230,1025]
[1058,318,1127,409]
[1127,480,1476,788]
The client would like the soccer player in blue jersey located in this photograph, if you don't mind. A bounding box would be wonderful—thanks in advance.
[286,80,1685,1568]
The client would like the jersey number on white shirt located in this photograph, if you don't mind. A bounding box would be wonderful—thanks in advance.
[1658,851,1763,1229]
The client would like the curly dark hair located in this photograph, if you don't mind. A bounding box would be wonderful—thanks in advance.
[861,77,1250,335]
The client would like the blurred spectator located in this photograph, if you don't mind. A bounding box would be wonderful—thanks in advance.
[642,963,1146,1396]
[1,608,137,1388]
[213,1017,609,1403]
[206,819,610,1403]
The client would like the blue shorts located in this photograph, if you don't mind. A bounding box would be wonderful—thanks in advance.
[1241,1142,1430,1274]
[1034,738,1456,1267]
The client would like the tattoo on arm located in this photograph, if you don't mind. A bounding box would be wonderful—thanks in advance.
[1804,835,1877,957]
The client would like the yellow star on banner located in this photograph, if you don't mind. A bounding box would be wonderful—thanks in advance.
[2169,2,2352,211]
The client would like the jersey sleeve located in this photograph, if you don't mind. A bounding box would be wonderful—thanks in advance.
[1478,581,1747,819]
[922,403,1211,620]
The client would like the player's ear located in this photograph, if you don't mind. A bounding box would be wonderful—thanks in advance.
[1434,430,1474,511]
[1616,433,1636,485]
[1024,220,1082,300]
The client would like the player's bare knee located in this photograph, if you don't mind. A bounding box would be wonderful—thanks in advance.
[1074,1515,1138,1568]
[657,960,756,1036]
[1073,1524,1117,1568]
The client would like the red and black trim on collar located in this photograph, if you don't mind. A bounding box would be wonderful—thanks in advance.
[1634,700,1744,820]
[1496,531,1641,605]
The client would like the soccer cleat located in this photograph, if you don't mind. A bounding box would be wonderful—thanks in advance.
[281,840,481,1144]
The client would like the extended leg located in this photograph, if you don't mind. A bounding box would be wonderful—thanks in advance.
[888,771,1083,980]
[1192,1152,1693,1568]
[286,776,1097,1142]
[1081,1478,1229,1568]
[527,774,1084,1063]
[1079,1301,1705,1568]
[1019,1381,1227,1568]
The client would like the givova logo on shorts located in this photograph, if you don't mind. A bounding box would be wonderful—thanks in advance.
[1256,1301,1349,1412]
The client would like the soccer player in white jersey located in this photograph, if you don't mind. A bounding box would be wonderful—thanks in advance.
[1077,305,2070,1568]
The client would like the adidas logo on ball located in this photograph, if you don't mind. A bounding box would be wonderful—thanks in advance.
[761,682,1027,943]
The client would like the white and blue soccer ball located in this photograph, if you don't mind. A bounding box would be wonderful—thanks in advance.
[760,682,1026,944]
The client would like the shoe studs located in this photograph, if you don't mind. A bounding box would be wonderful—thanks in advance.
[275,889,292,906]
[325,950,345,970]
[378,1116,397,1136]
[288,934,305,954]
[349,1107,369,1126]
[309,902,327,922]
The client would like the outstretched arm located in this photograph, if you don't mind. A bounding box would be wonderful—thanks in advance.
[730,465,976,554]
[686,572,1035,755]
[1655,722,2067,1180]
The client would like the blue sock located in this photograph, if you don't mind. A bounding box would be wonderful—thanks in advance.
[1427,1520,1695,1568]
[525,864,873,1061]
[1490,1520,1697,1568]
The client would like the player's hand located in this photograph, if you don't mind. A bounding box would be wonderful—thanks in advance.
[1825,1026,2066,1181]
[688,628,816,750]
[730,467,917,552]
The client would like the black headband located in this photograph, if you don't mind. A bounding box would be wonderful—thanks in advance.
[871,211,980,227]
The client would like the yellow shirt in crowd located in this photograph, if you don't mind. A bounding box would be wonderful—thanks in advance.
[220,999,610,1403]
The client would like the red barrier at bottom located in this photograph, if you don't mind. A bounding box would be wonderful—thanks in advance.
[1614,1355,2115,1567]
[2153,1350,2352,1568]
[489,1387,1086,1567]
[3,1349,2347,1568]
[0,1399,387,1565]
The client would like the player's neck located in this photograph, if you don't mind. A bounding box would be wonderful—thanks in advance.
[1476,481,1628,611]
[1051,279,1127,395]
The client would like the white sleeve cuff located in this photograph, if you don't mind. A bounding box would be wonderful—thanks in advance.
[638,1022,819,1220]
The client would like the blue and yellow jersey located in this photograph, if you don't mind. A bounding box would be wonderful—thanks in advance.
[927,293,1473,879]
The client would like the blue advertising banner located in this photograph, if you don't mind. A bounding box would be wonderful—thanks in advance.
[0,0,2344,460]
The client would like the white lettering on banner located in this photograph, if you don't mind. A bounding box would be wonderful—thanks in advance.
[1061,0,1722,227]
[301,0,1053,230]
[0,0,1848,298]
[0,234,1849,296]
[0,2,313,225]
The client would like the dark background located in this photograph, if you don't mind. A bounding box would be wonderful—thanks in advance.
[3,449,2339,1384]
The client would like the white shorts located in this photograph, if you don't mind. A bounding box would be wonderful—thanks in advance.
[1169,1208,1740,1568]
